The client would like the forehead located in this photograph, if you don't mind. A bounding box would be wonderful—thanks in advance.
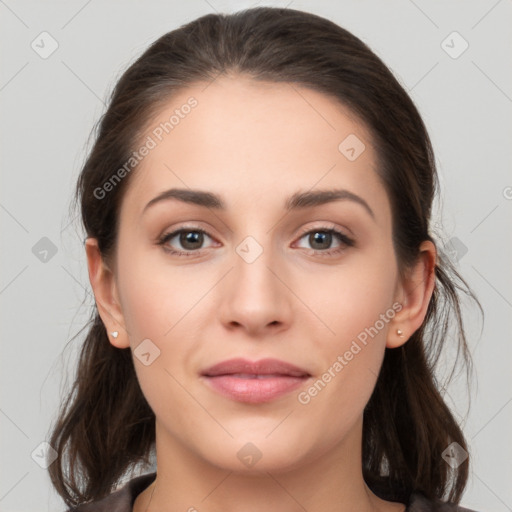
[122,75,388,219]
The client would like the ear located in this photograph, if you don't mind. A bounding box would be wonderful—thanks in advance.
[387,240,437,348]
[85,237,130,349]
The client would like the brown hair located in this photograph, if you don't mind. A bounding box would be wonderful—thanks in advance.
[48,6,481,508]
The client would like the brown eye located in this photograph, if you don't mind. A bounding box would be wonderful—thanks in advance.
[295,228,354,255]
[308,231,333,250]
[158,228,215,255]
[178,231,204,250]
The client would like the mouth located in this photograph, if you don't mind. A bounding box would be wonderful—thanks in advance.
[200,358,311,404]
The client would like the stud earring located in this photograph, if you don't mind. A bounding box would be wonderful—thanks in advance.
[110,331,119,339]
[397,329,404,338]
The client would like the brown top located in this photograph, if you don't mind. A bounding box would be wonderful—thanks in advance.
[67,472,480,512]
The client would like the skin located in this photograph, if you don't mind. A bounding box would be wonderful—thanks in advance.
[86,75,436,512]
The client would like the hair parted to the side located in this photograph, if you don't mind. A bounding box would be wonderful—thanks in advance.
[48,6,482,508]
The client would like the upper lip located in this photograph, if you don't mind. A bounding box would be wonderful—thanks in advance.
[201,358,311,378]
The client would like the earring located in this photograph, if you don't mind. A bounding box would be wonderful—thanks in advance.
[397,329,404,338]
[110,331,119,339]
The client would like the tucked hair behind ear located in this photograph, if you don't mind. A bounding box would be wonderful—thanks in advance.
[48,6,481,507]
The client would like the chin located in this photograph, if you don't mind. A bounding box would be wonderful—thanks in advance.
[192,431,317,475]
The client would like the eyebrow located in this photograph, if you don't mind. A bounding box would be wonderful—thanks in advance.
[143,187,375,219]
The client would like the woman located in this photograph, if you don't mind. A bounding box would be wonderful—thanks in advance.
[48,6,481,511]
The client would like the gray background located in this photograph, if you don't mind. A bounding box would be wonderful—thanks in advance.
[1,1,511,511]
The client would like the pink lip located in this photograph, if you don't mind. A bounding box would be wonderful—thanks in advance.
[201,358,311,404]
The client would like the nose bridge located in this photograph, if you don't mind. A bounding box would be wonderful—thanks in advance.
[232,231,281,297]
[230,204,281,281]
[217,227,292,333]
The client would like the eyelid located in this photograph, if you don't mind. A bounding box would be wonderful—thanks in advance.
[292,223,355,253]
[295,222,348,239]
[157,224,218,252]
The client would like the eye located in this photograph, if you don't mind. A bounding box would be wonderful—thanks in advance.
[294,226,354,256]
[157,224,355,258]
[157,226,216,256]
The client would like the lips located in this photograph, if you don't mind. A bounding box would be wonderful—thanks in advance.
[200,358,311,404]
[202,358,310,378]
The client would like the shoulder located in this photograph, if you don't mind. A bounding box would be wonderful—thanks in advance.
[407,491,481,512]
[66,472,156,512]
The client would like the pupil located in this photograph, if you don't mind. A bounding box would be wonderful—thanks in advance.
[310,231,331,250]
[181,231,203,249]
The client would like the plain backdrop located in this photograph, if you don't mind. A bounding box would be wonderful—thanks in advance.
[1,1,511,511]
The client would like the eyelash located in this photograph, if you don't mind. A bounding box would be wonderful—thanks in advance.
[157,224,355,258]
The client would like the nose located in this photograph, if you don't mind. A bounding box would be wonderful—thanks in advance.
[217,237,294,338]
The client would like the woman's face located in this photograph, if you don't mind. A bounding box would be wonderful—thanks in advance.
[106,75,406,472]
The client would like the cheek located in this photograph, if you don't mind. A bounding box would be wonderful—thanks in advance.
[116,236,208,340]
[115,240,217,398]
[117,258,203,432]
[293,246,397,415]
[302,243,398,347]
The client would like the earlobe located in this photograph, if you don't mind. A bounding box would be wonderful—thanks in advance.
[85,237,130,349]
[386,240,437,349]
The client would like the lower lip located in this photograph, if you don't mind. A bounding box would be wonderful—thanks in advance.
[202,375,309,404]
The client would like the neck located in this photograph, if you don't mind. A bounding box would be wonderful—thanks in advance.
[134,417,404,512]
